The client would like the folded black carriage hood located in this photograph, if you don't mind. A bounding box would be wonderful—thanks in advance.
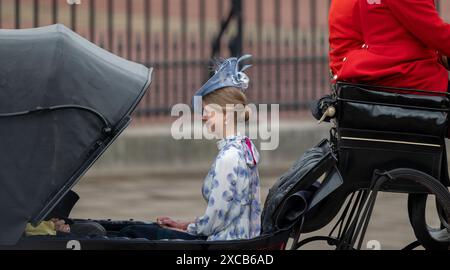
[0,24,153,245]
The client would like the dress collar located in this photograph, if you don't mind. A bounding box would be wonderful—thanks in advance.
[216,134,260,167]
[216,134,246,150]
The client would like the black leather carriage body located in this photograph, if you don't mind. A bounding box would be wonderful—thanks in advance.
[335,82,450,193]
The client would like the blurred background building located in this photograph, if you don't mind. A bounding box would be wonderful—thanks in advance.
[2,0,449,121]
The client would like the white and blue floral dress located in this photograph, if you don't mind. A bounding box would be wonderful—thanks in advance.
[186,135,262,241]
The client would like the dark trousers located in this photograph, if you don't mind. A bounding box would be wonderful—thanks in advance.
[118,224,207,240]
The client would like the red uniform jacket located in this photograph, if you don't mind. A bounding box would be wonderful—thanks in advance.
[329,0,363,77]
[333,0,450,92]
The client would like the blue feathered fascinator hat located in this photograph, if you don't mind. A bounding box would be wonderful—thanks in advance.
[192,54,252,109]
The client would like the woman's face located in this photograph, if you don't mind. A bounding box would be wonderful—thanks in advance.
[202,103,225,137]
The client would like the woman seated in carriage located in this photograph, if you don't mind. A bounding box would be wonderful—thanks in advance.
[119,56,262,241]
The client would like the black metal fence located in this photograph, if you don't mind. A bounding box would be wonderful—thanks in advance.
[1,0,447,119]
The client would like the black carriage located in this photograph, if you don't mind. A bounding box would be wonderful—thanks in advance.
[1,25,450,250]
[298,82,450,250]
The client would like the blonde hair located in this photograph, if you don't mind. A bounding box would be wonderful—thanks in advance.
[203,87,250,122]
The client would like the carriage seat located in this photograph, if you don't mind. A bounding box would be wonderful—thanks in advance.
[334,82,450,193]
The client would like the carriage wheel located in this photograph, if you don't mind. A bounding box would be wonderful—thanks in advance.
[293,236,354,250]
[408,193,450,250]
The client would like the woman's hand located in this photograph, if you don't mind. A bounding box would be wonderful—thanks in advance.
[50,218,70,233]
[156,217,192,231]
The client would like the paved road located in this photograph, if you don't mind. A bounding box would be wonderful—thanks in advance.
[72,171,442,250]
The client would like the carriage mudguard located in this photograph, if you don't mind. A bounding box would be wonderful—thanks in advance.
[261,140,341,233]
